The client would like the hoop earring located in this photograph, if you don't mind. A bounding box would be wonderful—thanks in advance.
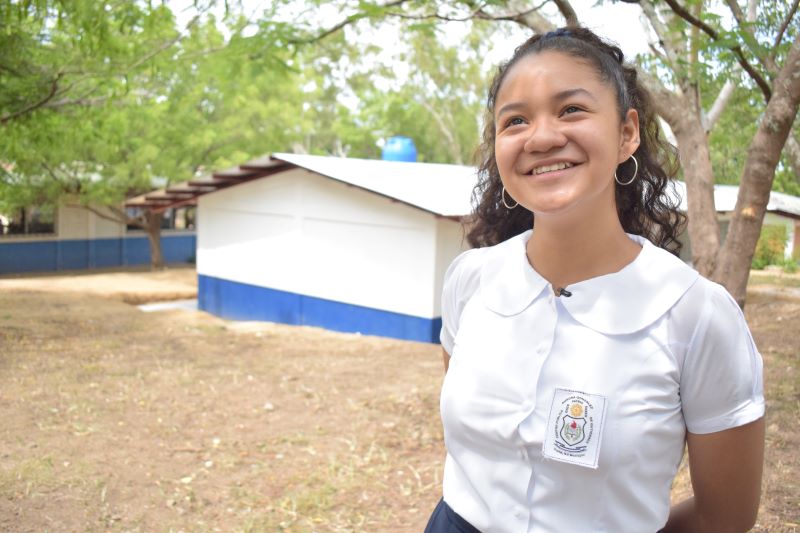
[501,186,518,209]
[614,155,639,186]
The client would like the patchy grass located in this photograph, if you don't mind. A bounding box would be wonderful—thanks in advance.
[0,279,797,532]
[749,270,800,289]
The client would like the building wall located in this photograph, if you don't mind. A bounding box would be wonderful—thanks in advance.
[717,211,797,259]
[677,211,798,264]
[197,169,460,342]
[0,204,196,274]
[433,217,470,316]
[56,204,125,239]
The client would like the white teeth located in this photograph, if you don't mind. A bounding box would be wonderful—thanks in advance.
[533,162,573,175]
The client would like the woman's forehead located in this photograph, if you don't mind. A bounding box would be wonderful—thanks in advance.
[496,51,610,104]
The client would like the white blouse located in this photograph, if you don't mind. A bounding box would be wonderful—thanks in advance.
[439,230,765,533]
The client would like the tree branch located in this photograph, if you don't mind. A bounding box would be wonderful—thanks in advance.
[486,0,554,33]
[783,133,800,184]
[774,0,799,51]
[638,69,684,127]
[0,72,64,124]
[723,0,745,25]
[1,12,198,125]
[384,2,492,23]
[723,0,777,75]
[640,0,681,69]
[746,0,757,21]
[418,98,463,164]
[703,79,736,133]
[43,96,110,110]
[552,0,579,26]
[190,135,244,176]
[661,0,772,101]
[288,0,410,45]
[74,203,146,228]
[647,42,668,65]
[126,17,199,72]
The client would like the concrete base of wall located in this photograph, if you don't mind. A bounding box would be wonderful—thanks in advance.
[0,234,196,274]
[198,274,442,344]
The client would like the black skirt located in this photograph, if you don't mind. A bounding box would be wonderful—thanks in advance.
[424,498,481,533]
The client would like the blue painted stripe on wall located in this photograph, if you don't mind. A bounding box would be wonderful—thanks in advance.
[198,274,442,344]
[0,234,196,274]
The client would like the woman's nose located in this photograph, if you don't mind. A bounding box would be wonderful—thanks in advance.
[522,118,567,153]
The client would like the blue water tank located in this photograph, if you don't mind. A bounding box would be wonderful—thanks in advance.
[381,136,417,162]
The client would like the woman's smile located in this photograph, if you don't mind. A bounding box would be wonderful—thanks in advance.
[493,50,639,217]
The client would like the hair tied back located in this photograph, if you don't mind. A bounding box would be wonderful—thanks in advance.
[542,28,572,39]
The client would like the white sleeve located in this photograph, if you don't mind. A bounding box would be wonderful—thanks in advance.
[680,281,765,434]
[439,248,481,355]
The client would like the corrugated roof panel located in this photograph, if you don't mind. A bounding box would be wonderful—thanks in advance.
[125,153,800,220]
[272,153,478,217]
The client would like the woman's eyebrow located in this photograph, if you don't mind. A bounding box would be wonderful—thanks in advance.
[554,87,596,102]
[496,101,527,118]
[496,88,597,117]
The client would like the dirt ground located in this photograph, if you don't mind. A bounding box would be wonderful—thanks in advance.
[0,265,198,304]
[0,269,798,532]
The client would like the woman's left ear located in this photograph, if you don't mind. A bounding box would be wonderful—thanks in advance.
[619,108,640,162]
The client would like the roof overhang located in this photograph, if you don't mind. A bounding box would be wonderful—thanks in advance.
[125,157,293,213]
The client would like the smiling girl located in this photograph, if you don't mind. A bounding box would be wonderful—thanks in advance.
[426,27,765,533]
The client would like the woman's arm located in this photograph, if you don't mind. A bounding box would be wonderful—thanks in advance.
[662,417,765,532]
[442,348,451,373]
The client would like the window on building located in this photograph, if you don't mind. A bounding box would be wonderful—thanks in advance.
[125,206,196,232]
[0,206,56,236]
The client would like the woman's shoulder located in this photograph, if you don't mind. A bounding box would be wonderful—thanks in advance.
[667,271,753,348]
[675,272,743,317]
[443,231,530,294]
[442,246,486,300]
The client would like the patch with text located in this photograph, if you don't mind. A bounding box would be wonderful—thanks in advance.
[542,388,607,469]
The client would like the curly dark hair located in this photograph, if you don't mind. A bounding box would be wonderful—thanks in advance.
[466,27,686,255]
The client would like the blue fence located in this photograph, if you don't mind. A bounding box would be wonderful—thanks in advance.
[0,234,196,274]
[199,274,442,343]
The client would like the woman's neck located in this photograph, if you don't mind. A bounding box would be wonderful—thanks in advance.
[526,209,642,290]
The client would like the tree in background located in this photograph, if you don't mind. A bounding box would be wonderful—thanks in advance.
[633,0,799,304]
[286,0,799,306]
[3,0,797,295]
[0,1,305,268]
[284,14,490,164]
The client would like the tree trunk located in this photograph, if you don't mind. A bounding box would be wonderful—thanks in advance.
[670,111,721,276]
[713,35,800,306]
[639,71,722,276]
[143,210,164,270]
[783,132,800,182]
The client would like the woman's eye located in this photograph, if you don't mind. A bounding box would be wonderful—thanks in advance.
[506,117,525,127]
[562,105,582,115]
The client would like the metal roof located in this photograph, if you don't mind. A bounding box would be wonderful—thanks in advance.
[126,153,800,220]
[125,158,293,211]
[271,153,477,217]
[671,182,800,219]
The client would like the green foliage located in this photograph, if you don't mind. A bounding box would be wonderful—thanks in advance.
[285,13,491,164]
[751,224,788,269]
[0,1,307,216]
[706,80,760,185]
[780,256,798,274]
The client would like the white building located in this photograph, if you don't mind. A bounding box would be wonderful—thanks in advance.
[128,153,800,343]
[195,153,475,343]
[0,202,196,274]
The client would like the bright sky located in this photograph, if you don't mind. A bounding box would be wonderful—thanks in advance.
[169,0,653,61]
[168,0,659,141]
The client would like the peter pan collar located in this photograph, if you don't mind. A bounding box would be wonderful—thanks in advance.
[479,230,700,335]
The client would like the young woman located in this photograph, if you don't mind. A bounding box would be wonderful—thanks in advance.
[426,27,765,532]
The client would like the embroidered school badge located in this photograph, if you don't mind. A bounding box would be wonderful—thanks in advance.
[543,388,607,469]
